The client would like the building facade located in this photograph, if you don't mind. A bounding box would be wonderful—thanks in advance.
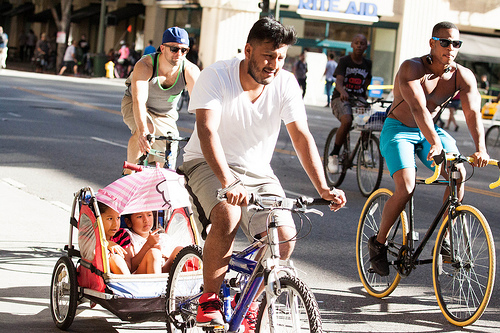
[2,0,500,102]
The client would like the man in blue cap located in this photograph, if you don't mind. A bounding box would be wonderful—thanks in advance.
[121,27,200,171]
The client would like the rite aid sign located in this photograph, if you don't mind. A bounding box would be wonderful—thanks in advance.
[296,0,393,23]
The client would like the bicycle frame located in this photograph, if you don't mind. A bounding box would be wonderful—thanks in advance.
[390,156,466,273]
[172,212,297,332]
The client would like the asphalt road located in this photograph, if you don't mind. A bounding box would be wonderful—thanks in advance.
[1,69,499,332]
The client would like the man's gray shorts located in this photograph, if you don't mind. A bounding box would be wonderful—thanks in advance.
[331,98,353,120]
[179,159,295,242]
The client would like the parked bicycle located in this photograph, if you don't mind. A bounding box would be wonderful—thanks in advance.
[323,97,392,196]
[356,151,499,326]
[165,193,332,332]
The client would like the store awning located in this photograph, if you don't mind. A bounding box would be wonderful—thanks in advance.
[107,4,145,22]
[2,2,33,17]
[71,4,101,22]
[458,33,500,64]
[29,5,61,22]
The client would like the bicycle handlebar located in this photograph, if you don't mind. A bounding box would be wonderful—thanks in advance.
[146,133,190,142]
[425,151,500,189]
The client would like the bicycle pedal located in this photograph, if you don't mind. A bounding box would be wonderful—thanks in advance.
[201,324,228,332]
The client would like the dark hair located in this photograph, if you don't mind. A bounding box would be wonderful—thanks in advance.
[97,201,110,214]
[432,21,458,36]
[246,17,297,49]
[329,53,334,60]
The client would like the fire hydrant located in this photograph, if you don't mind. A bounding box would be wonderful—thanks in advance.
[105,61,115,78]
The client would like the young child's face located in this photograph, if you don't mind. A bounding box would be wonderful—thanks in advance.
[127,211,154,237]
[101,208,121,240]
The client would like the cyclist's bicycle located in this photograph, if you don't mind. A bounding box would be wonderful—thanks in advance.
[323,97,392,197]
[356,151,500,326]
[166,193,331,332]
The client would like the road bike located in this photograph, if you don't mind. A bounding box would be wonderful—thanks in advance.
[356,151,500,326]
[323,98,391,197]
[166,192,330,332]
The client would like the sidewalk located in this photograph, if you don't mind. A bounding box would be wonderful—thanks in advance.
[1,60,126,87]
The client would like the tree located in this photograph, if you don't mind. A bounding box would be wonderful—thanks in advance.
[51,0,72,71]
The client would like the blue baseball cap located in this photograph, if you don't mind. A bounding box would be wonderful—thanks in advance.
[162,27,189,46]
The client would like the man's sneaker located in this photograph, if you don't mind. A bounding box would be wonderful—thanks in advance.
[433,239,451,262]
[242,301,259,333]
[363,149,373,165]
[327,155,339,173]
[196,293,224,327]
[368,236,389,276]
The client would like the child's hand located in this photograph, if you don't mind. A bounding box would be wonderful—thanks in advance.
[108,241,127,258]
[146,229,161,249]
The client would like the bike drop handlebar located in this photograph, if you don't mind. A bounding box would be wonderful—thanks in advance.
[425,150,500,189]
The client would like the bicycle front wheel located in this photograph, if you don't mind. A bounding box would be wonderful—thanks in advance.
[356,188,408,298]
[356,133,384,197]
[433,205,495,326]
[256,275,322,332]
[166,245,204,333]
[485,125,500,158]
[323,127,348,187]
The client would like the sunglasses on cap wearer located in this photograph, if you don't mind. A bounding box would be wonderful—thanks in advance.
[163,44,189,54]
[432,37,463,49]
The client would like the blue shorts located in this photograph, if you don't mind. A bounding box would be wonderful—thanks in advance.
[380,118,459,177]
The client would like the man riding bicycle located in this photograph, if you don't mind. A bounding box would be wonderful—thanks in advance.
[369,21,489,276]
[180,17,346,331]
[328,34,372,174]
[121,27,200,173]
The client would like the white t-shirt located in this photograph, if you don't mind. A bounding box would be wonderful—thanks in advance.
[63,45,75,62]
[127,230,176,257]
[183,57,307,174]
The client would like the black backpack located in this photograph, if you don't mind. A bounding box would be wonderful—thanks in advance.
[0,34,4,45]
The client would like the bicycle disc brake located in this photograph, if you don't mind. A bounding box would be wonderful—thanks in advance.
[396,245,413,277]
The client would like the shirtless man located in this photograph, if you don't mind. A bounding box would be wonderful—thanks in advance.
[368,21,489,276]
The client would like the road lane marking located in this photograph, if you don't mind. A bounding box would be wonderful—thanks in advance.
[92,137,128,148]
[2,178,26,188]
[50,201,72,212]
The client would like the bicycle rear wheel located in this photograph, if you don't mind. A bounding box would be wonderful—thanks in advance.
[433,205,495,326]
[323,127,348,187]
[356,133,384,197]
[356,188,407,298]
[166,245,204,333]
[255,275,322,332]
[485,125,500,158]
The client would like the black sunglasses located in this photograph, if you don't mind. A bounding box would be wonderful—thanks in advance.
[432,37,463,49]
[165,45,189,54]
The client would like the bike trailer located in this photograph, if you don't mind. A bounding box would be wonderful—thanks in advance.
[50,186,201,330]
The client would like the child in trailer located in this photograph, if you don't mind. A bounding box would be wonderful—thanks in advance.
[123,211,183,274]
[97,201,132,274]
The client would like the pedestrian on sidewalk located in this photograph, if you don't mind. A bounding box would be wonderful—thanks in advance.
[0,26,9,69]
[58,40,78,76]
[324,53,337,107]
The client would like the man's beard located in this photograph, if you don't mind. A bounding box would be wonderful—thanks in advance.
[247,56,274,85]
